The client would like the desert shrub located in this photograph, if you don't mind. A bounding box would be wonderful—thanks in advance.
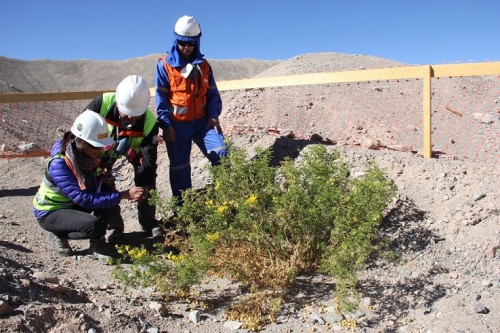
[225,291,283,331]
[112,143,397,327]
[319,161,398,310]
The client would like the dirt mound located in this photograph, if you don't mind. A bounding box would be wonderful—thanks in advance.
[255,52,406,77]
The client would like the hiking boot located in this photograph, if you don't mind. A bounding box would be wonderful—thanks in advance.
[151,226,164,238]
[142,226,165,238]
[49,233,73,257]
[107,228,124,243]
[89,237,115,264]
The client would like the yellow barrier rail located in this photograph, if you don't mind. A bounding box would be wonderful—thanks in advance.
[1,61,499,159]
[0,90,109,103]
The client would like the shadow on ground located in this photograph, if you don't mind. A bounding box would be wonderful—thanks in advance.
[0,185,39,197]
[269,135,334,166]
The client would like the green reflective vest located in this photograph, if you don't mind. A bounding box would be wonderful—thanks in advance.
[100,92,157,155]
[33,155,74,212]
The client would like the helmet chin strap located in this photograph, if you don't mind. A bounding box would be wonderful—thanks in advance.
[119,116,139,129]
[180,63,194,78]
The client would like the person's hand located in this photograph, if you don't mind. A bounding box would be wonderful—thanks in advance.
[129,186,147,203]
[121,186,147,203]
[208,118,223,134]
[164,126,176,142]
[207,117,219,128]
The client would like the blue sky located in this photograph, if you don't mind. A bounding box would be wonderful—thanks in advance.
[1,0,499,65]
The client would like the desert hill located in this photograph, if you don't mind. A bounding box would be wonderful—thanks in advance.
[0,54,282,93]
[255,52,405,77]
[0,52,407,94]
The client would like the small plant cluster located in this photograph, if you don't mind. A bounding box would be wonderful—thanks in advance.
[112,143,396,330]
[225,291,283,331]
[111,243,176,294]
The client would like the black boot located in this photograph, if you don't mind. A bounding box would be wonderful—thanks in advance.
[100,205,124,243]
[138,200,165,238]
[107,228,124,243]
[89,237,114,264]
[49,233,73,257]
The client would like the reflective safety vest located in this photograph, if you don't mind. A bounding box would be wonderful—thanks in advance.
[33,155,74,212]
[99,92,157,158]
[160,57,210,122]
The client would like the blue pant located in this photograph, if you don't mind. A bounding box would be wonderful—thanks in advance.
[166,118,227,200]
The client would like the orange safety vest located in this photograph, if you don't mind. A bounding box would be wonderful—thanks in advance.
[160,56,210,122]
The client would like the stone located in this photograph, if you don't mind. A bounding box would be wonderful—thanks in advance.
[188,310,201,324]
[0,301,14,315]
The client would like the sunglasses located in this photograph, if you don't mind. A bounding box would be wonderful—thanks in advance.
[177,40,196,47]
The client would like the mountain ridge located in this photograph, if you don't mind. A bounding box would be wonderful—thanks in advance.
[0,54,281,93]
[0,52,406,94]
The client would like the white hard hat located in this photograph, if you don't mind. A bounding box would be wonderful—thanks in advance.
[115,75,150,117]
[71,110,114,147]
[174,15,201,37]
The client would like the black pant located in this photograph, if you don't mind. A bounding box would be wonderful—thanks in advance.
[106,166,159,232]
[105,195,158,232]
[37,205,121,240]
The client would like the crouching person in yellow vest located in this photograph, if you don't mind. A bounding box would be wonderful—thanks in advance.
[33,111,148,263]
[85,75,163,242]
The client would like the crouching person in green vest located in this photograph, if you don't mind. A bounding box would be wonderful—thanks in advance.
[85,74,163,242]
[33,110,148,262]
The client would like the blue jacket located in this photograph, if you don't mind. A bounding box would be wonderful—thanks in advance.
[33,141,121,218]
[155,34,222,129]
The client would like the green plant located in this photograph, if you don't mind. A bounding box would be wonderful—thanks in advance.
[110,243,176,295]
[319,160,397,310]
[112,142,397,324]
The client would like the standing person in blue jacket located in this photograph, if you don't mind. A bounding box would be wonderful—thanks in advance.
[155,15,228,203]
[33,110,147,262]
[85,75,163,240]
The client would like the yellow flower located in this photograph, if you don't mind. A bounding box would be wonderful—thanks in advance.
[245,194,258,205]
[340,319,357,328]
[216,205,228,214]
[127,247,148,260]
[115,245,125,255]
[216,202,229,214]
[135,248,147,260]
[167,251,184,263]
[206,232,220,242]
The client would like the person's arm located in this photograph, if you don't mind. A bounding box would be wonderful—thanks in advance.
[155,61,173,130]
[48,159,146,209]
[84,95,103,113]
[205,62,223,120]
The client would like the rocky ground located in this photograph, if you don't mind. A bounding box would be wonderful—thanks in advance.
[0,134,499,333]
[0,53,499,332]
